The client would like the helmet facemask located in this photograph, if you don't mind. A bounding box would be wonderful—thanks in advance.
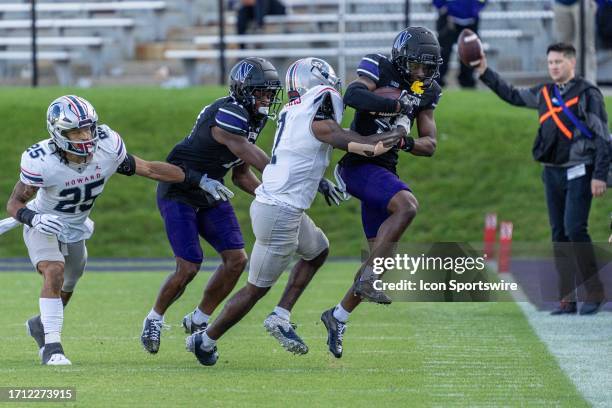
[249,85,283,120]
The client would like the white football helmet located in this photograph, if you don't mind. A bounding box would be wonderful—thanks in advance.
[285,57,341,101]
[46,95,99,156]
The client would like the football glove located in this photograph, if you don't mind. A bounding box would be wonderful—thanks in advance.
[333,164,351,200]
[199,174,234,201]
[397,90,413,116]
[32,214,65,236]
[318,178,348,206]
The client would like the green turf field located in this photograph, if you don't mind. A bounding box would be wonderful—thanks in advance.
[0,88,610,258]
[0,263,587,407]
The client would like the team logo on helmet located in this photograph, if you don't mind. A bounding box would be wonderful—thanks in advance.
[49,103,62,125]
[233,62,254,83]
[393,31,412,50]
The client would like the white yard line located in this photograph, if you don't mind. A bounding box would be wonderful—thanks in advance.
[507,273,612,407]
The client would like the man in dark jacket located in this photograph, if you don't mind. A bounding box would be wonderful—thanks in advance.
[477,43,609,315]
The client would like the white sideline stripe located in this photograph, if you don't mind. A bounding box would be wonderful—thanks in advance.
[506,274,612,407]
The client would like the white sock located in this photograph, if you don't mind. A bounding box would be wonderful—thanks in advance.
[147,309,163,321]
[273,306,291,321]
[200,331,216,350]
[40,298,63,345]
[192,308,210,325]
[333,304,350,323]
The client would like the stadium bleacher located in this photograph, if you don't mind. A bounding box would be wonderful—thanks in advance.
[1,0,609,86]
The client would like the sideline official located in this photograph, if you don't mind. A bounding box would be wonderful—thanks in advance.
[477,43,609,315]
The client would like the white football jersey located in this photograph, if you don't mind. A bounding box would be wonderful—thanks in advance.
[19,124,127,243]
[256,85,344,210]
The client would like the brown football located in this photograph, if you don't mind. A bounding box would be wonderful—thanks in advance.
[369,86,402,116]
[457,28,483,67]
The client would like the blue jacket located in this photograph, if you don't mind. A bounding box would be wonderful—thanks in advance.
[433,0,487,20]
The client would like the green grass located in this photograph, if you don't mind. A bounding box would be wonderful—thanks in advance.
[0,263,587,407]
[0,88,610,257]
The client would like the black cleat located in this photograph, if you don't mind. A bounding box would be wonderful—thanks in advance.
[579,302,602,315]
[354,278,392,304]
[25,315,45,356]
[186,332,218,366]
[41,342,71,365]
[140,318,165,354]
[182,312,208,334]
[320,308,347,359]
[550,301,577,315]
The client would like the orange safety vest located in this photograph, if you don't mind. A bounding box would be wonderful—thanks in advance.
[539,86,579,140]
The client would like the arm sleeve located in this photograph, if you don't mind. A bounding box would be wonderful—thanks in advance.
[116,153,136,176]
[19,151,46,187]
[214,103,250,136]
[344,82,398,114]
[583,88,610,181]
[479,67,540,109]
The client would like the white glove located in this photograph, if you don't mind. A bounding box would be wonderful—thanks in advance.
[199,174,234,201]
[32,214,65,236]
[0,217,20,235]
[393,115,411,132]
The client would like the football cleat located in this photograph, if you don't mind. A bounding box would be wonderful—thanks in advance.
[25,315,45,358]
[263,313,308,355]
[320,308,347,359]
[185,332,218,366]
[354,278,392,305]
[41,342,71,366]
[140,318,166,354]
[182,312,208,334]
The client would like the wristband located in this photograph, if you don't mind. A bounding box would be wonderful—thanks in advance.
[400,136,415,152]
[16,207,37,227]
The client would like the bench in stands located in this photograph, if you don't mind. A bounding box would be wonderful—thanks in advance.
[0,2,166,40]
[165,42,494,85]
[0,37,105,77]
[0,50,78,85]
[0,18,135,57]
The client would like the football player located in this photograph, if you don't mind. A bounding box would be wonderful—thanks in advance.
[140,57,287,354]
[185,57,408,365]
[320,27,443,358]
[5,95,209,365]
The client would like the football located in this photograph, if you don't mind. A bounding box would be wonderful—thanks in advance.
[370,86,402,116]
[457,28,483,67]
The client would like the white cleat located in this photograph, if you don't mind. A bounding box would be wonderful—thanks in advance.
[45,353,72,366]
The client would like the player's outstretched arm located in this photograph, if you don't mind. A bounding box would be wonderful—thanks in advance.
[6,181,38,218]
[231,162,261,196]
[312,119,405,157]
[130,154,186,182]
[211,127,270,173]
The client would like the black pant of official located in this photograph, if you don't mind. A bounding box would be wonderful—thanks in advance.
[237,0,286,49]
[543,165,605,303]
[436,14,478,88]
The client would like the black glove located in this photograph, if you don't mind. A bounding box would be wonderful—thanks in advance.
[318,178,346,206]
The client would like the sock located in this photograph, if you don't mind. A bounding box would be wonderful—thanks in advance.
[40,298,63,345]
[333,303,350,323]
[200,331,216,350]
[192,308,210,325]
[147,309,164,321]
[273,306,291,321]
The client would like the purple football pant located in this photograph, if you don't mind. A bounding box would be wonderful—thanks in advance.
[157,196,245,264]
[339,163,411,239]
